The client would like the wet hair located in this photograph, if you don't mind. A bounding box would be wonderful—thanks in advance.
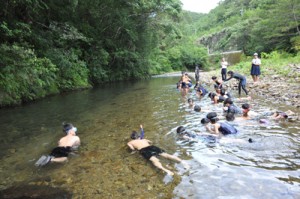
[223,98,233,106]
[280,112,288,118]
[210,117,219,124]
[226,113,235,121]
[207,112,217,119]
[227,71,234,75]
[176,126,186,134]
[130,131,140,139]
[201,118,210,124]
[208,92,216,100]
[220,88,226,96]
[242,103,250,110]
[212,76,217,80]
[63,123,74,133]
[187,98,193,103]
[194,105,201,112]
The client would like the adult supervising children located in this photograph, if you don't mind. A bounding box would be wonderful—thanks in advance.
[221,57,229,80]
[225,71,249,97]
[251,53,261,83]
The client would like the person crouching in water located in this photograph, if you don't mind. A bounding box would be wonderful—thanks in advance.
[35,123,81,167]
[205,112,237,137]
[127,130,188,176]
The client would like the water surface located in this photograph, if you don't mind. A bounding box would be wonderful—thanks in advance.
[0,76,299,198]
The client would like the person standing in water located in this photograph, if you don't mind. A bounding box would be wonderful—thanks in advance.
[251,53,261,83]
[220,57,229,80]
[35,123,81,166]
[127,128,188,176]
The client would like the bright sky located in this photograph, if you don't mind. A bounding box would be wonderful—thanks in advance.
[180,0,221,13]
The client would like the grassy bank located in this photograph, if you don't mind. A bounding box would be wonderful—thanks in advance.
[230,51,300,81]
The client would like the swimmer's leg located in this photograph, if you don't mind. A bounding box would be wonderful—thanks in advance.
[238,81,242,96]
[149,156,174,176]
[160,153,189,169]
[51,157,68,163]
[241,84,248,96]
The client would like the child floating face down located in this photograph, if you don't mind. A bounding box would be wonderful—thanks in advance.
[127,125,189,176]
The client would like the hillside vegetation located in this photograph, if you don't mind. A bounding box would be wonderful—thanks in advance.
[0,0,299,106]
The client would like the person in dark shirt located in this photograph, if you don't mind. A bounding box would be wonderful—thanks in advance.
[224,71,249,96]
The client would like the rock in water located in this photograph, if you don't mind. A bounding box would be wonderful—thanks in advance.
[0,185,72,199]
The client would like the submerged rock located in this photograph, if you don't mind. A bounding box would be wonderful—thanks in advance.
[0,185,72,199]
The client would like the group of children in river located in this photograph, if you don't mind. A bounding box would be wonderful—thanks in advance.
[35,56,295,177]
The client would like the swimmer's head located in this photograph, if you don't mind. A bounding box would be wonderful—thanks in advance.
[207,112,217,120]
[176,126,186,135]
[279,112,288,118]
[201,118,210,124]
[227,71,234,76]
[211,76,217,80]
[194,105,201,112]
[63,123,77,134]
[188,98,194,105]
[226,113,235,121]
[130,131,140,139]
[242,103,250,113]
[223,98,233,106]
[209,117,219,124]
[208,93,216,100]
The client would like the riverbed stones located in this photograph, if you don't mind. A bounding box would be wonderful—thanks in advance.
[0,185,72,199]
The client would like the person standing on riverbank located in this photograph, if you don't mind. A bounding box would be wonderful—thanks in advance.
[221,57,229,80]
[251,53,261,83]
[195,64,200,82]
[127,131,188,176]
[35,123,80,166]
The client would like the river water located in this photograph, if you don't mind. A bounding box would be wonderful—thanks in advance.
[0,76,299,198]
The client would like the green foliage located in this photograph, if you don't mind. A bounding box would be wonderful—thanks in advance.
[195,0,300,54]
[0,44,58,106]
[44,49,90,90]
[0,0,184,106]
[230,51,300,78]
[291,36,300,52]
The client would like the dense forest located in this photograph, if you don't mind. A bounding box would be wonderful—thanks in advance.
[0,0,299,106]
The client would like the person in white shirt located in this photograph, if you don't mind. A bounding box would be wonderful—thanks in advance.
[250,53,261,83]
[220,57,229,80]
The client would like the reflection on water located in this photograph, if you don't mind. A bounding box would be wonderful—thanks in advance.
[0,77,299,198]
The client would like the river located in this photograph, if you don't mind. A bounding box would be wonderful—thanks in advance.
[0,76,299,198]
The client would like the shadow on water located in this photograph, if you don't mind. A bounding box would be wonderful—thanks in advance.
[0,76,299,198]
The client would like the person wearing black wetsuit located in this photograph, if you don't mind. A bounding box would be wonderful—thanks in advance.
[225,71,248,96]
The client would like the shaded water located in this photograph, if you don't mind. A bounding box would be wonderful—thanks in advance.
[0,76,299,198]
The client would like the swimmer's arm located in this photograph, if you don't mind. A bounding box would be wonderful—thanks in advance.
[145,139,152,144]
[73,137,81,147]
[213,96,218,104]
[224,76,232,81]
[205,124,214,133]
[127,143,135,151]
[214,124,220,135]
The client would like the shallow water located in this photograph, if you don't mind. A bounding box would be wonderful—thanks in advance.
[0,77,299,198]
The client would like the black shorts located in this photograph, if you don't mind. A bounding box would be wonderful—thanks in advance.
[139,146,164,160]
[50,147,71,158]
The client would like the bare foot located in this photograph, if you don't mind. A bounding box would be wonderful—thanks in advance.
[181,161,190,170]
[165,170,174,176]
